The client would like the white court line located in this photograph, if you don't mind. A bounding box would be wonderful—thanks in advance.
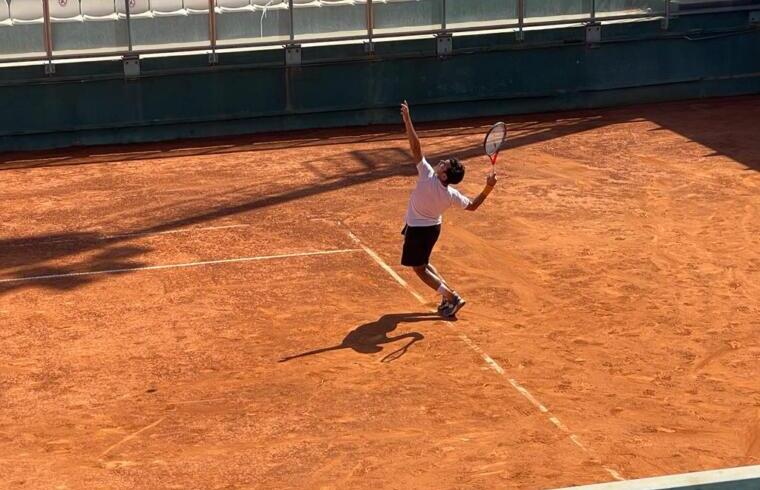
[2,224,254,248]
[343,227,624,482]
[0,248,361,284]
[99,417,166,458]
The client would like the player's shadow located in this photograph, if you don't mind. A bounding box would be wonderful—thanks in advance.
[279,312,444,363]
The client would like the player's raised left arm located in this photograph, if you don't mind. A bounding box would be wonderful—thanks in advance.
[401,100,423,163]
[466,172,498,211]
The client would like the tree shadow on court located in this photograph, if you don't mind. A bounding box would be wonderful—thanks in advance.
[4,97,758,296]
[0,114,618,296]
[106,112,611,235]
[0,233,149,295]
[131,156,418,234]
[279,312,444,364]
[0,157,417,296]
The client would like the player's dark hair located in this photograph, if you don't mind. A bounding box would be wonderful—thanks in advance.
[446,157,465,185]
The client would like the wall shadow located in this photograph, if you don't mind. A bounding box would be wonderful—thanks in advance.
[1,97,758,173]
[645,97,760,172]
[0,112,616,171]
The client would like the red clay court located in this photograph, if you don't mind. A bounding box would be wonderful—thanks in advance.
[1,96,758,489]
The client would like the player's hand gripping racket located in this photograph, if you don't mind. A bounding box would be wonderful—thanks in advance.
[484,122,507,170]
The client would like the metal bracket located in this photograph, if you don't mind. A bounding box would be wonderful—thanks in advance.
[208,52,219,65]
[750,11,760,24]
[44,62,55,76]
[363,41,375,54]
[585,22,601,44]
[661,0,671,30]
[436,33,452,58]
[123,54,140,78]
[285,44,301,66]
[516,30,524,42]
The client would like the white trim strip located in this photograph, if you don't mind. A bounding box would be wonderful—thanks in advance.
[342,225,624,482]
[0,249,361,284]
[554,465,760,490]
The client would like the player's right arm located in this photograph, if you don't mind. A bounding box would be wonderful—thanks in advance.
[466,172,498,211]
[401,100,423,164]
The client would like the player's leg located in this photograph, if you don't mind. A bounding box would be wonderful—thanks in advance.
[424,230,465,317]
[426,263,449,288]
[403,225,455,301]
[425,262,456,311]
[412,265,455,301]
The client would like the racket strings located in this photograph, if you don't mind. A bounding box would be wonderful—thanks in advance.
[484,123,507,157]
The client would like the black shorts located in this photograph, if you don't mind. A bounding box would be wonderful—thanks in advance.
[401,224,441,267]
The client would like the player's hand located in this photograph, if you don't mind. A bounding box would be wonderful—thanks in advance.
[400,100,411,124]
[486,171,498,188]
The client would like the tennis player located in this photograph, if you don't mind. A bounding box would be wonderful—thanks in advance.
[400,100,498,317]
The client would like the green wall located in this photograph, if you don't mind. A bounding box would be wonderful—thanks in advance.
[1,11,759,151]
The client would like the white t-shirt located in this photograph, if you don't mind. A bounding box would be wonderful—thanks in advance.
[404,158,471,227]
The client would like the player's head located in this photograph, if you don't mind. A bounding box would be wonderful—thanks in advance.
[436,157,465,185]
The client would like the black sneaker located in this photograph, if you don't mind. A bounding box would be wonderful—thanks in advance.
[437,297,451,313]
[441,295,466,318]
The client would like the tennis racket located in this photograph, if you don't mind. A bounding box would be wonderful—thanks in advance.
[483,122,507,168]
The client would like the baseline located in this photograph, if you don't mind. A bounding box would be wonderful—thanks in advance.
[0,248,361,284]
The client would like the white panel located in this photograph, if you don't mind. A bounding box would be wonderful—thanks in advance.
[116,0,151,17]
[217,0,252,12]
[81,0,116,19]
[293,0,320,7]
[10,0,44,23]
[554,465,760,490]
[183,0,208,14]
[151,0,185,16]
[0,0,11,25]
[50,0,83,21]
[250,0,286,10]
[322,0,353,4]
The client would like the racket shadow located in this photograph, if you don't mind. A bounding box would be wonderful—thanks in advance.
[279,312,444,363]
